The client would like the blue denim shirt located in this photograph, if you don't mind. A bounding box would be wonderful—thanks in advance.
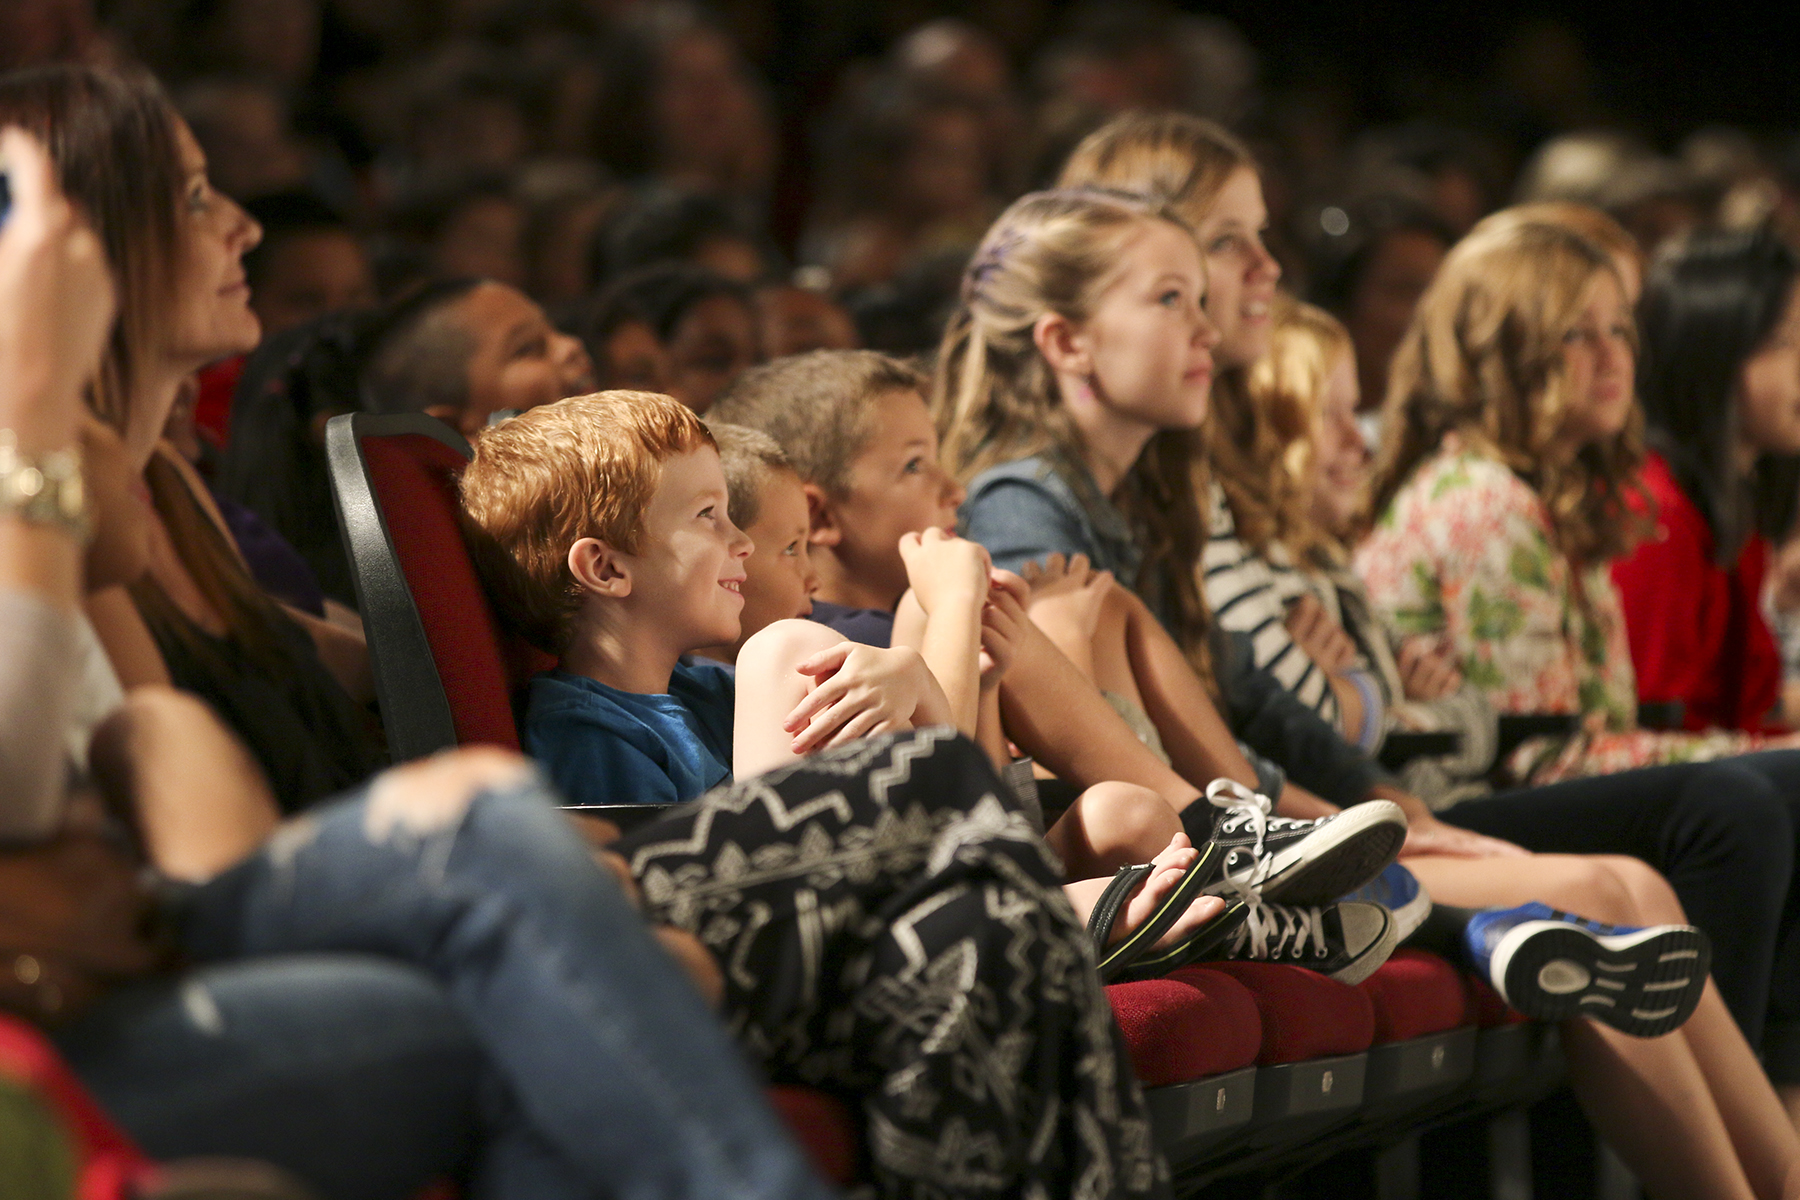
[960,451,1387,806]
[960,454,1172,627]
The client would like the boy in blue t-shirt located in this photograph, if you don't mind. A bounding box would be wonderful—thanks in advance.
[461,390,954,807]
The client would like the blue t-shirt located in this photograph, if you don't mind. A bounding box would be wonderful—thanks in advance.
[522,658,736,807]
[807,599,896,648]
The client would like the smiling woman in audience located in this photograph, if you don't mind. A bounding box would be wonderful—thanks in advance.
[0,64,384,812]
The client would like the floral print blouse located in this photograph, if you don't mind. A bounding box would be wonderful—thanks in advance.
[1355,443,1778,783]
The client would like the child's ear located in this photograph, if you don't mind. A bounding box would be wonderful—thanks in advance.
[568,537,632,598]
[1033,312,1091,378]
[803,482,842,548]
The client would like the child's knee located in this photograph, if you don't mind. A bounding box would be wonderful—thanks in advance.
[737,617,843,676]
[1075,780,1179,850]
[1596,855,1688,925]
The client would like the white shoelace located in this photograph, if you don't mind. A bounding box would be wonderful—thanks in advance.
[1206,778,1276,903]
[1232,901,1330,961]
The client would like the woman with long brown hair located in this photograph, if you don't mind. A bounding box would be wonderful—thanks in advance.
[0,64,380,813]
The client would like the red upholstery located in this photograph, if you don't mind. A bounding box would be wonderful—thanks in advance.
[767,1086,861,1186]
[1196,963,1375,1064]
[1464,973,1529,1027]
[0,1014,152,1200]
[1107,971,1262,1086]
[358,433,534,749]
[1357,950,1471,1043]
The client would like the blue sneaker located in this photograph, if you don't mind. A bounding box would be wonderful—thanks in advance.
[1465,902,1711,1038]
[1342,863,1431,942]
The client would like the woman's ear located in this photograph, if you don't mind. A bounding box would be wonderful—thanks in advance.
[1033,311,1091,378]
[568,537,631,598]
[803,482,842,547]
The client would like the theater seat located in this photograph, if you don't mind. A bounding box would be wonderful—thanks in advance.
[1117,970,1263,1161]
[0,1014,153,1199]
[1355,949,1478,1136]
[767,1087,861,1187]
[325,413,648,830]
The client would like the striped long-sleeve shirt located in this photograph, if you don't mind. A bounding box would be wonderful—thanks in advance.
[1200,481,1342,729]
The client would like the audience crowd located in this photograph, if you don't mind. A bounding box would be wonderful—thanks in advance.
[7,2,1800,1198]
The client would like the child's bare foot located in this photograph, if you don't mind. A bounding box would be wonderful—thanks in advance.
[1066,832,1226,953]
[1122,833,1226,949]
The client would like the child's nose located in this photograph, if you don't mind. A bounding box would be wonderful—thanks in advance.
[941,472,967,511]
[1194,308,1221,350]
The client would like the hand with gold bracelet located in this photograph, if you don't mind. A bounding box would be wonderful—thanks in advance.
[0,126,115,606]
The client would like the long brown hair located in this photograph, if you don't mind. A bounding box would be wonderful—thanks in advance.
[1366,218,1649,567]
[0,64,296,669]
[932,188,1214,671]
[0,65,182,433]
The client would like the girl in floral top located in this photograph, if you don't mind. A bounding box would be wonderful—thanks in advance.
[1357,212,1797,785]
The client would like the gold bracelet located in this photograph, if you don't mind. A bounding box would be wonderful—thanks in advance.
[0,429,91,542]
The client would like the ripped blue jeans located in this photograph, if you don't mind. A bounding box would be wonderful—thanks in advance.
[54,769,835,1200]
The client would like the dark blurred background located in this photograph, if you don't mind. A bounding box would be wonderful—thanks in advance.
[8,0,1795,394]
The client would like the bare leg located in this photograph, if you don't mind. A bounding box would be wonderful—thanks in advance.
[1410,852,1800,1199]
[997,616,1201,810]
[1107,585,1262,795]
[730,618,850,778]
[87,685,279,883]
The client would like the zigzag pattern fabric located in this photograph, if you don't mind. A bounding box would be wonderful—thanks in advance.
[618,728,1169,1200]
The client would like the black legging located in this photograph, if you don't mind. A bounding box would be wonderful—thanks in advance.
[1440,750,1800,1079]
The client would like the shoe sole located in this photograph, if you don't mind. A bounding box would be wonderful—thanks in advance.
[1327,902,1400,987]
[1203,801,1408,907]
[1383,883,1431,943]
[1489,921,1711,1038]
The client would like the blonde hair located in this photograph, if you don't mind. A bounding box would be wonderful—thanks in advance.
[1239,299,1355,562]
[709,349,923,495]
[460,391,714,651]
[932,187,1215,669]
[1366,220,1648,566]
[707,421,794,531]
[1057,111,1253,232]
[1475,202,1639,272]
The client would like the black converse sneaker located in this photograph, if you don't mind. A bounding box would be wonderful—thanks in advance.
[1197,779,1408,907]
[1213,899,1399,985]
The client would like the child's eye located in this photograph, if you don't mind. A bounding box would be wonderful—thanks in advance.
[1159,289,1183,308]
[512,336,548,360]
[1209,234,1238,255]
[784,540,800,556]
[698,505,715,521]
[903,457,924,474]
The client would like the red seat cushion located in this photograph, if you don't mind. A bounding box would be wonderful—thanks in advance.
[1107,971,1261,1086]
[0,1014,153,1199]
[1464,972,1529,1027]
[359,433,529,749]
[1357,950,1471,1043]
[767,1086,861,1186]
[1194,963,1375,1064]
